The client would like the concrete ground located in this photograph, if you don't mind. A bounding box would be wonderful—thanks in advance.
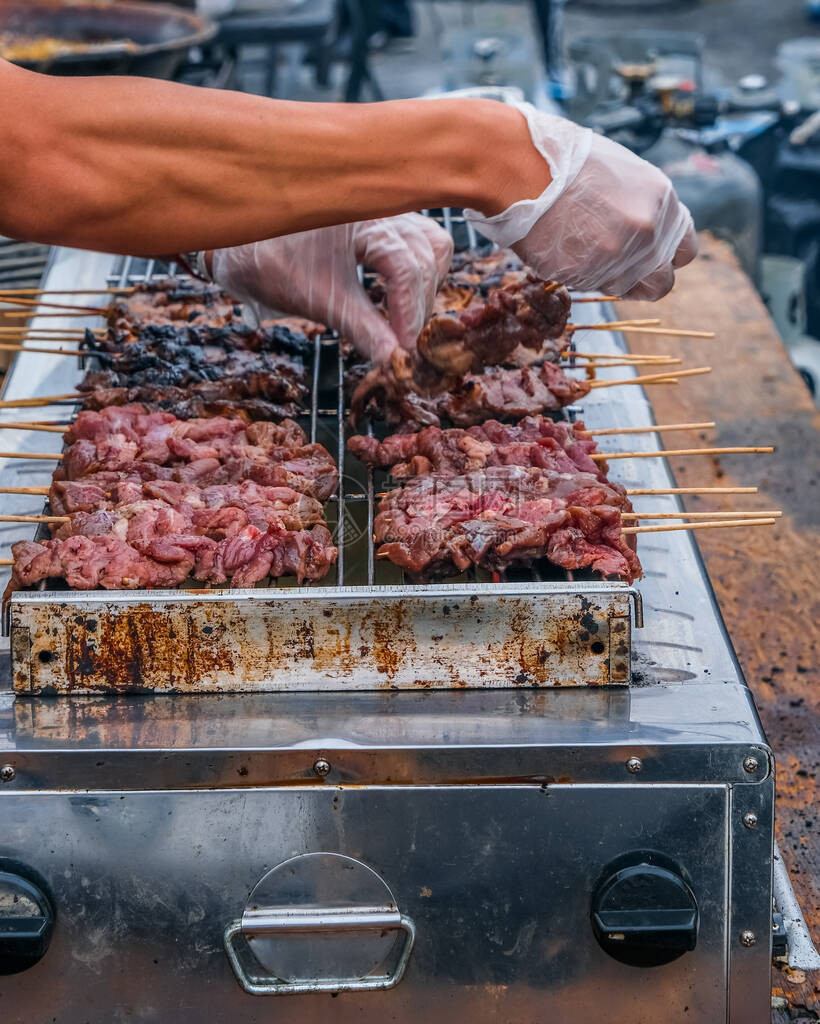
[262,0,817,103]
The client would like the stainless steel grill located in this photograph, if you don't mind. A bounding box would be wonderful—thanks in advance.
[2,223,723,694]
[2,230,819,1024]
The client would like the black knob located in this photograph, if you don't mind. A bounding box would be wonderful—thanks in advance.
[0,869,55,975]
[591,855,698,967]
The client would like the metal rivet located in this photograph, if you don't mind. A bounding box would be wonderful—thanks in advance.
[743,756,759,774]
[740,930,756,947]
[0,765,16,783]
[743,812,759,829]
[312,759,331,778]
[625,756,642,774]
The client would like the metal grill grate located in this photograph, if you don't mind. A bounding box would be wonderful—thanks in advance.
[103,220,588,594]
[4,223,647,690]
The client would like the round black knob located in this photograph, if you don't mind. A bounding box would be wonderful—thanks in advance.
[0,869,55,975]
[591,855,698,968]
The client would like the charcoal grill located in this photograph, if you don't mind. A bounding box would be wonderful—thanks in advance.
[0,221,817,1023]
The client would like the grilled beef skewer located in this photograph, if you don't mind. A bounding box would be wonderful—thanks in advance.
[349,352,591,429]
[373,466,641,583]
[78,386,303,423]
[56,407,337,501]
[348,416,607,481]
[12,516,336,590]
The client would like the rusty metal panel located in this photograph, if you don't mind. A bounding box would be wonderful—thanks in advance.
[10,583,637,694]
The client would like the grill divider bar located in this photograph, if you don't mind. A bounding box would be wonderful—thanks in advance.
[310,334,321,445]
[366,423,375,585]
[336,339,345,586]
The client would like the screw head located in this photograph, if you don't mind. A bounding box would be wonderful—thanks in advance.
[625,756,643,774]
[312,758,331,778]
[743,756,759,774]
[0,765,16,783]
[739,929,756,947]
[743,812,759,829]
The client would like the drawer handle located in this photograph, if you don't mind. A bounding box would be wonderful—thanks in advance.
[224,904,416,996]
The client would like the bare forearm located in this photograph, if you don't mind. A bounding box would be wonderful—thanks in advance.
[0,61,547,255]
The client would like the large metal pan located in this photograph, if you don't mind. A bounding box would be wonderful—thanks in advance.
[0,1,216,78]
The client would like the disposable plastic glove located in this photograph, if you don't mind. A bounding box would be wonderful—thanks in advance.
[464,103,697,300]
[210,213,453,363]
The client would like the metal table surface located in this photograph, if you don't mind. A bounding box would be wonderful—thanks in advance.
[0,243,817,1022]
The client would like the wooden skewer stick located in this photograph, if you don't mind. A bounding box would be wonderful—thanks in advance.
[0,486,50,495]
[0,515,68,524]
[566,358,680,370]
[0,395,82,409]
[589,366,711,389]
[619,326,715,339]
[0,326,102,334]
[571,324,715,339]
[627,486,758,495]
[623,518,776,535]
[0,343,86,356]
[0,286,135,296]
[0,559,13,566]
[572,295,621,303]
[623,510,782,520]
[563,354,681,367]
[2,311,104,319]
[592,445,773,461]
[0,296,106,313]
[584,421,716,437]
[0,422,66,433]
[569,319,662,331]
[563,350,679,363]
[0,451,62,461]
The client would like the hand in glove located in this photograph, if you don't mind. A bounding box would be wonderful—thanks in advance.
[210,213,453,363]
[465,103,697,300]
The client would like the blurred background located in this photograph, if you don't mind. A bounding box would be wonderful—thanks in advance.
[0,0,819,400]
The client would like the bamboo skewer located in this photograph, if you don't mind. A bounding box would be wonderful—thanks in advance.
[0,451,62,461]
[563,351,679,363]
[0,395,82,409]
[0,422,68,433]
[591,445,774,461]
[0,343,86,356]
[627,486,758,495]
[589,366,711,389]
[619,326,715,339]
[0,559,13,566]
[0,327,102,335]
[571,324,715,339]
[584,421,715,436]
[569,319,662,331]
[0,287,134,297]
[623,510,781,520]
[572,296,621,303]
[622,518,776,535]
[0,296,105,313]
[0,486,50,495]
[2,311,104,319]
[0,515,67,524]
[570,358,681,370]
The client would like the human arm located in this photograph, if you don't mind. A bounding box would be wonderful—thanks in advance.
[0,58,546,256]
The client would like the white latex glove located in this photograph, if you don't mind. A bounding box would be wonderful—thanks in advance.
[464,103,697,300]
[210,213,453,363]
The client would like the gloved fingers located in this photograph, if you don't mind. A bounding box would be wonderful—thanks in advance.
[622,263,676,302]
[672,212,698,269]
[406,213,455,285]
[357,220,441,350]
[336,288,401,364]
[387,223,443,348]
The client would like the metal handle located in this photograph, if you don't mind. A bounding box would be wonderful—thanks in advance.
[223,904,416,996]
